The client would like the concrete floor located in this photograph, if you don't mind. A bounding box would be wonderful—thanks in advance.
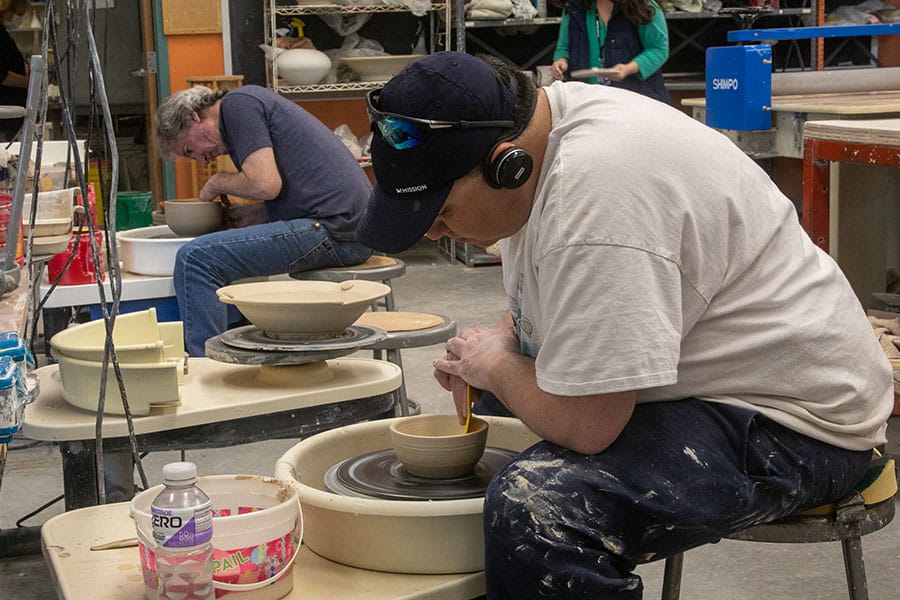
[1,238,899,599]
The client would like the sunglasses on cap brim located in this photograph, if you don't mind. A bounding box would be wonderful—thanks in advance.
[365,88,514,150]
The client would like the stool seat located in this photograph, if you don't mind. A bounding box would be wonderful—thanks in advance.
[292,256,406,311]
[352,312,457,417]
[292,255,406,283]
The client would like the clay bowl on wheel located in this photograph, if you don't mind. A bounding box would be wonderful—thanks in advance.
[163,199,223,237]
[390,414,489,479]
[216,279,391,339]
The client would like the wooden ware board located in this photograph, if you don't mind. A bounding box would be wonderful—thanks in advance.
[804,118,900,147]
[162,0,221,35]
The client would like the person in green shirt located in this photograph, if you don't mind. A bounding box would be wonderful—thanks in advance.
[551,0,671,103]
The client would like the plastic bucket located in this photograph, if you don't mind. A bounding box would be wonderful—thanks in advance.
[47,230,106,286]
[130,475,302,600]
[117,191,154,231]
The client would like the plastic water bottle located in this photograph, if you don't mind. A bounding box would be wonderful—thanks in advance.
[151,462,215,600]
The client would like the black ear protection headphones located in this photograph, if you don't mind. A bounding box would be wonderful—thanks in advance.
[482,76,539,190]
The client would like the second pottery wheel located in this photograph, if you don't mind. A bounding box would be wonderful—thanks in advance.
[324,447,517,501]
[205,324,386,365]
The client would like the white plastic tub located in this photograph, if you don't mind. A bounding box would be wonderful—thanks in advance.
[131,474,302,600]
[117,225,193,276]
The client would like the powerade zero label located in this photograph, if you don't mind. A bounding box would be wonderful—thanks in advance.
[151,500,213,548]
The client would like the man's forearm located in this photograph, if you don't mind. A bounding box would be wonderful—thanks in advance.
[204,170,280,202]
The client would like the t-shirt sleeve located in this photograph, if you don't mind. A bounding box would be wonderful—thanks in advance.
[533,243,682,396]
[219,93,274,168]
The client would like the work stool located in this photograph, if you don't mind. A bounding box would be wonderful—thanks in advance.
[292,255,406,311]
[356,311,457,416]
[660,457,898,600]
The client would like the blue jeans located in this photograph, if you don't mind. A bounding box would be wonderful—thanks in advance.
[173,219,372,356]
[479,396,872,599]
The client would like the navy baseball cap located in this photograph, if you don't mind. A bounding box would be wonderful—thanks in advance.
[356,52,518,253]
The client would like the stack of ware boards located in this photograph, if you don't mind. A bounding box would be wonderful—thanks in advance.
[23,187,79,256]
[49,308,186,416]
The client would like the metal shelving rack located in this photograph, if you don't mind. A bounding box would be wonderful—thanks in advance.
[265,0,452,100]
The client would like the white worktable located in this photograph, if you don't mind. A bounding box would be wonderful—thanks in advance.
[39,270,175,309]
[24,357,402,509]
[25,357,400,440]
[681,90,900,158]
[42,502,485,600]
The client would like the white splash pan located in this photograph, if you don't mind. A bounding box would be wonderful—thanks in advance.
[117,225,193,276]
[274,415,540,574]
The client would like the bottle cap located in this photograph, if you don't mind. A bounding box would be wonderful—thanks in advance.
[161,461,198,486]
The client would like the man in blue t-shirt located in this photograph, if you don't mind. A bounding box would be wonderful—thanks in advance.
[156,85,373,356]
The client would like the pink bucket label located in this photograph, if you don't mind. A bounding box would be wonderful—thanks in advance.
[212,531,294,589]
[138,525,296,598]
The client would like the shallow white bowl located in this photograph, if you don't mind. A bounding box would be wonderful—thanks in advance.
[216,279,391,339]
[340,54,423,82]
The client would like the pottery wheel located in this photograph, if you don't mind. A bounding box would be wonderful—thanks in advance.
[323,447,518,501]
[205,325,385,366]
[220,324,385,352]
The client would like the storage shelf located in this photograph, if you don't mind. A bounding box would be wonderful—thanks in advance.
[273,81,385,95]
[267,0,451,100]
[665,7,809,19]
[464,16,561,28]
[272,2,447,16]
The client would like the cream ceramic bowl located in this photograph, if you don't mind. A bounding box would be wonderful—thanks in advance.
[340,54,423,82]
[276,48,331,85]
[163,199,224,237]
[390,414,488,479]
[274,416,540,574]
[216,279,391,339]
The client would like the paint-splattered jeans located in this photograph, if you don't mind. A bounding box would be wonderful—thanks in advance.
[477,395,872,599]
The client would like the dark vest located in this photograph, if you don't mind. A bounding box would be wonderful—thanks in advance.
[565,1,670,105]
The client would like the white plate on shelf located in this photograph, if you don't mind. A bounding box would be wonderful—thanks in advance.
[340,55,424,82]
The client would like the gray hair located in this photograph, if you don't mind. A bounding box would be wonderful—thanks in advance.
[155,86,227,160]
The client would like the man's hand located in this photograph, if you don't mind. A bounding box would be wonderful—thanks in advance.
[433,319,518,420]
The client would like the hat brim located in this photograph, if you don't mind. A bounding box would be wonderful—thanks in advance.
[356,180,454,253]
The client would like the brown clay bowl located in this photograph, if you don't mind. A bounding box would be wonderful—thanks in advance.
[163,199,223,237]
[390,414,489,479]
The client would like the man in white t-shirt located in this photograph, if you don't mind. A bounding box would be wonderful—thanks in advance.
[357,52,893,599]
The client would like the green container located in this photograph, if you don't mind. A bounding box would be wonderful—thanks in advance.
[116,191,154,231]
